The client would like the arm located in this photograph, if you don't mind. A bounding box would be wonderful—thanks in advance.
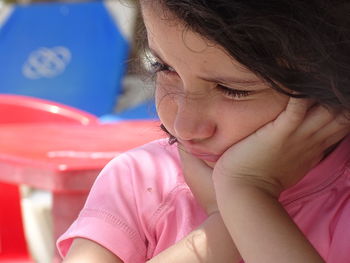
[149,148,241,262]
[62,154,240,263]
[63,215,240,263]
[147,148,241,263]
[61,149,240,263]
[215,180,324,263]
[213,98,349,262]
[63,238,123,263]
[148,212,240,263]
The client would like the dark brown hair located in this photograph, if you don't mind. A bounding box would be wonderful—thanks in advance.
[139,0,350,112]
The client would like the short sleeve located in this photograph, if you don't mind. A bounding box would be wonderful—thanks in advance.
[57,153,149,263]
[57,139,184,263]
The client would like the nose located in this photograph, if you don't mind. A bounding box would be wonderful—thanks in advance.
[173,96,216,142]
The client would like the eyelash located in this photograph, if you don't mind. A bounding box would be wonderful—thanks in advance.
[217,85,252,99]
[150,61,253,99]
[150,61,174,74]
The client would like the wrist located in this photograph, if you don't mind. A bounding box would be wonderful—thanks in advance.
[213,170,283,199]
[198,212,242,262]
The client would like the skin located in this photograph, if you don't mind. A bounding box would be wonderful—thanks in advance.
[146,9,290,168]
[145,4,348,262]
[180,97,349,262]
[63,3,350,263]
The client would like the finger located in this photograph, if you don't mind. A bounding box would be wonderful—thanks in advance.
[285,97,314,121]
[274,98,314,135]
[178,146,212,173]
[317,128,350,155]
[178,147,213,179]
[312,113,350,149]
[178,147,218,213]
[294,105,335,139]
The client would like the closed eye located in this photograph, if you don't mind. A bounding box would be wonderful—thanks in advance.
[216,84,253,99]
[150,60,253,99]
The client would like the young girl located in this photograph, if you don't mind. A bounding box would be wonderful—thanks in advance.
[58,0,350,262]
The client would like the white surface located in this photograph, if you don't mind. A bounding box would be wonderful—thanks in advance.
[0,4,13,28]
[21,189,54,263]
[104,0,136,42]
[117,75,155,111]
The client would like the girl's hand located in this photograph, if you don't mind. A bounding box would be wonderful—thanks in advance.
[178,148,217,215]
[213,97,350,196]
[177,149,242,263]
[211,98,348,263]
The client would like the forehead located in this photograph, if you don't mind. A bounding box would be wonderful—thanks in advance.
[141,5,258,82]
[141,4,212,53]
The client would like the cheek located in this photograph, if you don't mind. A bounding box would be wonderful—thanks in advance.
[248,93,289,123]
[155,85,177,129]
[217,93,289,142]
[154,72,186,121]
[156,83,290,148]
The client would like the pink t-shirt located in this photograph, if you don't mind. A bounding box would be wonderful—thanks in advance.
[57,136,350,262]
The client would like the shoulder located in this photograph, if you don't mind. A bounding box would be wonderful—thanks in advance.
[57,139,188,262]
[281,134,350,203]
[280,135,350,260]
[109,138,181,172]
[100,138,183,189]
[87,138,185,213]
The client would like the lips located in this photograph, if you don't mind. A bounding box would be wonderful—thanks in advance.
[178,140,222,162]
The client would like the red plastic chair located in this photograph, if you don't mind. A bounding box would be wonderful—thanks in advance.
[0,94,99,262]
[0,94,99,125]
[0,183,32,262]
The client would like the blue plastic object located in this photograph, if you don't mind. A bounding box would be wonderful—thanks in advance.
[99,99,158,123]
[0,1,129,116]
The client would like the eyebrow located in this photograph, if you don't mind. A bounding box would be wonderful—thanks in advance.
[147,47,262,86]
[199,75,262,86]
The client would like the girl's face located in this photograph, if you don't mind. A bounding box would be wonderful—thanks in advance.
[143,5,289,167]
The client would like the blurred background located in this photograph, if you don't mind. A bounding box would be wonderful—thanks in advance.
[0,0,160,262]
[0,0,156,119]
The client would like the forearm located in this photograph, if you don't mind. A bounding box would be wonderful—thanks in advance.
[215,178,325,263]
[147,212,241,263]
